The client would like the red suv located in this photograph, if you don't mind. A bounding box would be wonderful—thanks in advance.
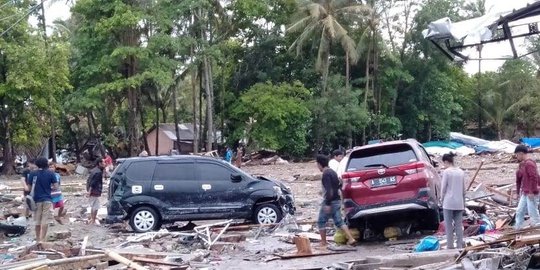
[341,139,441,233]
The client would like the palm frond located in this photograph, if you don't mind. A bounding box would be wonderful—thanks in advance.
[341,35,359,64]
[322,16,336,39]
[287,16,313,33]
[288,21,320,56]
[335,5,372,17]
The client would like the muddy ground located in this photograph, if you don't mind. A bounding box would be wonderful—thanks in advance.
[0,153,525,269]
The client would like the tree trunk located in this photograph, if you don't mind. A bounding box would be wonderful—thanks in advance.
[200,8,214,152]
[155,89,159,156]
[127,86,139,156]
[172,83,181,153]
[87,111,95,137]
[345,52,350,89]
[161,107,167,124]
[40,2,56,162]
[138,98,149,154]
[199,68,205,150]
[1,115,14,174]
[477,46,483,138]
[191,63,199,154]
[345,52,352,149]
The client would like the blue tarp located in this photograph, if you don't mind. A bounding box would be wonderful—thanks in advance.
[521,138,540,148]
[423,141,464,149]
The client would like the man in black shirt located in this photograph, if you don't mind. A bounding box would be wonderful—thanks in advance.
[316,155,356,248]
[86,158,105,225]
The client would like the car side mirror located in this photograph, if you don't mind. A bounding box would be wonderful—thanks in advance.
[231,174,242,182]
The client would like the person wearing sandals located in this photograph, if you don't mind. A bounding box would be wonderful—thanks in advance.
[49,162,66,224]
[316,155,357,248]
[440,153,466,249]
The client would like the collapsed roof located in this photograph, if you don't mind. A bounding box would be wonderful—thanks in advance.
[423,1,540,61]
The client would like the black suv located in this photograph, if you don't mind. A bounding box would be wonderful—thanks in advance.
[106,156,295,233]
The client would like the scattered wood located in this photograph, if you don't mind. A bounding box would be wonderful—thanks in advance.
[132,256,188,268]
[104,249,147,270]
[466,161,484,191]
[11,254,107,270]
[275,250,346,260]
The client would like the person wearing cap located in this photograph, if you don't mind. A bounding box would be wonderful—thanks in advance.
[514,145,540,229]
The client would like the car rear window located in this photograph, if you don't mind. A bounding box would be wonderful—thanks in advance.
[347,144,418,171]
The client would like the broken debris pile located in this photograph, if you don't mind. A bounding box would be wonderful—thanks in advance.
[243,149,289,166]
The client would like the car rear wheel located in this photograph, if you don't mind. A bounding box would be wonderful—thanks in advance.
[129,206,161,233]
[254,203,283,224]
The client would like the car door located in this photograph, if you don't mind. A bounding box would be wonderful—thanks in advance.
[151,160,199,218]
[195,160,249,218]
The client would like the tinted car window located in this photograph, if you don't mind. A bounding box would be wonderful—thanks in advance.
[153,162,195,181]
[198,162,233,181]
[347,144,418,171]
[126,160,157,181]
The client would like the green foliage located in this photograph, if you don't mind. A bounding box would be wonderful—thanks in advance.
[310,75,370,148]
[230,82,312,157]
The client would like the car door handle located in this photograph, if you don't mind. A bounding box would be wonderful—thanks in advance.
[202,184,212,191]
[154,185,164,191]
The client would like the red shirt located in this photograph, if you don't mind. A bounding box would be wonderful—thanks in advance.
[104,155,113,167]
[516,159,540,195]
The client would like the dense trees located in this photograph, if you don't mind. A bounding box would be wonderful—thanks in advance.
[1,0,540,172]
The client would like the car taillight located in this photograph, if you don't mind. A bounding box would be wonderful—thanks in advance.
[405,169,417,175]
[341,173,360,183]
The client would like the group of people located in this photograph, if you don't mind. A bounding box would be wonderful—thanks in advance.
[21,157,106,243]
[440,144,540,249]
[316,146,540,250]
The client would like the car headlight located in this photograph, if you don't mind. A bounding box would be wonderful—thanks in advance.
[273,186,282,196]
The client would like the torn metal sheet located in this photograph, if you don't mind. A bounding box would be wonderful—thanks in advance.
[424,1,540,61]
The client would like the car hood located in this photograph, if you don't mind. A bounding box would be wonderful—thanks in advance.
[256,176,292,194]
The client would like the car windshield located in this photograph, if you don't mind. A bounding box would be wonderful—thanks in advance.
[346,144,418,171]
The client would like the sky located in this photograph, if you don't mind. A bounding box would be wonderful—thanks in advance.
[43,0,540,75]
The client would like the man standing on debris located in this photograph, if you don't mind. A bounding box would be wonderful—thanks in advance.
[86,158,105,225]
[329,149,344,173]
[27,157,59,243]
[440,153,465,249]
[21,159,37,218]
[514,145,540,229]
[316,155,357,248]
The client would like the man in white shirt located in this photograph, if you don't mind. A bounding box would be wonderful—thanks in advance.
[329,149,344,173]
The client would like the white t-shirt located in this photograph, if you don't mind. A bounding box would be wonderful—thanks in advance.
[329,159,340,173]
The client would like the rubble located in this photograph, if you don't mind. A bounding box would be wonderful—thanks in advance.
[0,154,538,269]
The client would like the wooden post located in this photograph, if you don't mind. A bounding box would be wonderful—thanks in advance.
[293,235,313,255]
[466,161,484,191]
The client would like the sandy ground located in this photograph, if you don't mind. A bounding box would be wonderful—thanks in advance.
[0,152,527,269]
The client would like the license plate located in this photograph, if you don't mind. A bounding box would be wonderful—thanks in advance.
[371,176,397,188]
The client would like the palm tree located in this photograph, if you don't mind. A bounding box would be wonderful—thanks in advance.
[287,0,371,92]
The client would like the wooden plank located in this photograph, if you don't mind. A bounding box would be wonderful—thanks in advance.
[132,256,188,268]
[466,161,484,191]
[103,249,146,270]
[484,186,512,199]
[275,250,347,260]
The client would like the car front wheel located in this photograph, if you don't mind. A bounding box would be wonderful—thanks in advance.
[254,203,283,224]
[129,206,161,233]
